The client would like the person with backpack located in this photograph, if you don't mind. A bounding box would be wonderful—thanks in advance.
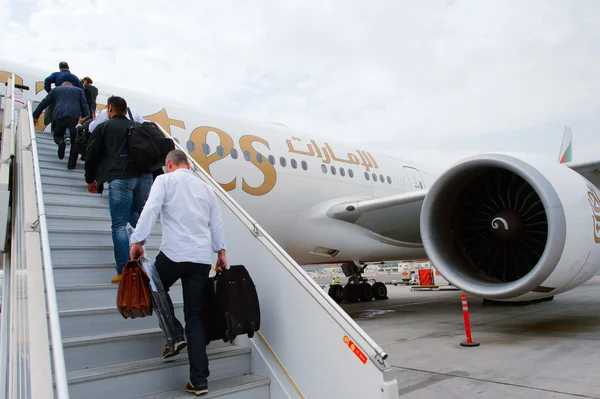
[84,95,153,284]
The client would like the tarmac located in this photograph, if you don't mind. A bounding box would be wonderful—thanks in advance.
[340,276,600,398]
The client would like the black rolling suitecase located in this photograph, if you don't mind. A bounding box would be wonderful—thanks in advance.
[203,265,261,344]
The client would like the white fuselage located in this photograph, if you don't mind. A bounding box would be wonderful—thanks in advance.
[1,62,441,266]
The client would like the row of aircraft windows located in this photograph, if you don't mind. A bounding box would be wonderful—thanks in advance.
[320,164,392,184]
[196,143,392,183]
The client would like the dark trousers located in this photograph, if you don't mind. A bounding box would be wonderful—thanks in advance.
[155,251,211,387]
[53,117,78,168]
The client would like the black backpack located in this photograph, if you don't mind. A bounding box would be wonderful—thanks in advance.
[126,108,175,173]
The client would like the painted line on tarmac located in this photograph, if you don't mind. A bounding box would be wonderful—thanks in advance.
[346,298,456,314]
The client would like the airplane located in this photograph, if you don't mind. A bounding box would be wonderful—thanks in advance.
[2,60,600,306]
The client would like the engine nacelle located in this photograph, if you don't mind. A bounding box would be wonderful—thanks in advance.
[420,153,600,301]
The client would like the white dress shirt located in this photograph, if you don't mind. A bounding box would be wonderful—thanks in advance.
[89,107,145,132]
[130,168,227,264]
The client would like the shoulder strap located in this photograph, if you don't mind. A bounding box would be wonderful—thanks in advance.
[127,107,133,121]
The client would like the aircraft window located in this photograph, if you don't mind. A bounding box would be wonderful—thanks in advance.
[379,174,384,183]
[202,143,210,155]
[301,161,308,170]
[321,164,327,174]
[186,141,195,152]
[291,159,298,169]
[280,157,287,167]
[256,153,264,163]
[364,172,370,180]
[340,167,346,177]
[230,148,238,159]
[244,151,251,161]
[387,176,392,184]
[331,166,337,175]
[372,173,377,181]
[216,146,224,157]
[269,155,275,165]
[349,169,354,178]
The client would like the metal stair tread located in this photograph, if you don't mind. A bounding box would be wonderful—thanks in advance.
[136,374,270,399]
[61,328,232,348]
[59,301,183,318]
[65,346,251,384]
[62,328,163,347]
[55,282,181,292]
[47,213,162,224]
[53,263,114,269]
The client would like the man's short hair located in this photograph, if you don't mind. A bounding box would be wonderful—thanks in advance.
[106,96,128,115]
[166,150,189,167]
[82,76,93,84]
[59,61,69,70]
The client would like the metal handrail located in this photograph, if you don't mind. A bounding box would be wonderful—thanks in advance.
[155,124,389,363]
[26,100,70,398]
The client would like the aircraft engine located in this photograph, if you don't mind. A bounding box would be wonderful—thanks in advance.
[420,153,600,301]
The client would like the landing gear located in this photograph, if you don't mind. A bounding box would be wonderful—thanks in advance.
[325,262,389,304]
[328,285,344,303]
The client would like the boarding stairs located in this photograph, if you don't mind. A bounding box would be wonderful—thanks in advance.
[0,75,400,399]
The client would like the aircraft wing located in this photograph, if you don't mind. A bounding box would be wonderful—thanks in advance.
[326,190,427,246]
[566,159,600,188]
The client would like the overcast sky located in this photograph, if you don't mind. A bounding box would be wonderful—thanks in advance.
[1,0,599,169]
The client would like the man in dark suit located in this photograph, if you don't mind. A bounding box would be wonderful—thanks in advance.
[33,82,89,169]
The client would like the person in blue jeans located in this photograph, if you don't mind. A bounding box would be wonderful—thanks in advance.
[83,95,153,283]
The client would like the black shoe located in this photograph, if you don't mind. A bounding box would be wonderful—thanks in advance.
[57,142,66,160]
[185,382,208,396]
[67,164,76,170]
[163,340,187,359]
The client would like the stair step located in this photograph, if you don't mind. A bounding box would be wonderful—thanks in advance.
[46,203,109,218]
[53,264,117,285]
[58,303,184,338]
[59,328,232,372]
[49,231,162,248]
[42,175,91,188]
[47,216,162,236]
[43,182,92,195]
[64,347,252,399]
[45,194,109,209]
[137,374,270,399]
[41,167,85,178]
[39,161,85,173]
[55,283,182,312]
[51,248,160,266]
[38,153,85,165]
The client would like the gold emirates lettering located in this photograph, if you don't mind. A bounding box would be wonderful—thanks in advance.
[586,184,600,243]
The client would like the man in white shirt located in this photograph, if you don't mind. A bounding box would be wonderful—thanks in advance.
[88,106,145,132]
[130,149,227,397]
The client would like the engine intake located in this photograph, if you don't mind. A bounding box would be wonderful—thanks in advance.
[420,154,568,299]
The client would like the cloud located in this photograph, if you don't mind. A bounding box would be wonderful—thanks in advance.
[1,0,599,168]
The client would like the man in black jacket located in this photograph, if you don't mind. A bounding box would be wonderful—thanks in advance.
[33,82,89,169]
[84,96,153,283]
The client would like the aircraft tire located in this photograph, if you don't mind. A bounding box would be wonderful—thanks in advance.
[328,285,344,303]
[358,283,373,301]
[343,284,360,303]
[372,282,388,300]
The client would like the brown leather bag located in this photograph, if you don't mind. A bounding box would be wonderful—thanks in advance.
[117,260,153,319]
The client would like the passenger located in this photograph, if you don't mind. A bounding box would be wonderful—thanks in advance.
[129,149,228,397]
[89,105,165,181]
[89,105,144,133]
[32,82,89,169]
[43,61,83,140]
[44,61,83,93]
[84,96,153,283]
[81,77,98,119]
